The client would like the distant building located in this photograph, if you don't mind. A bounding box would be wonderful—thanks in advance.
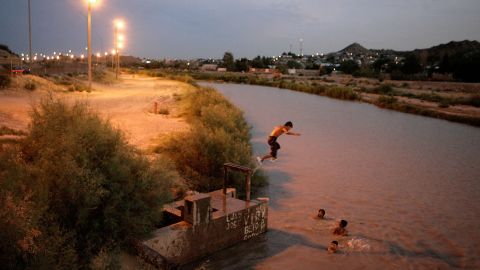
[200,64,218,71]
[217,67,227,72]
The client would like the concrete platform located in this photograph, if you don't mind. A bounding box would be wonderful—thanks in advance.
[135,188,269,269]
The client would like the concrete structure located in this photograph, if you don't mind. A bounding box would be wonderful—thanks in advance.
[133,163,268,269]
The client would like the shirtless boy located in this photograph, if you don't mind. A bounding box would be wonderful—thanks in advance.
[257,121,301,164]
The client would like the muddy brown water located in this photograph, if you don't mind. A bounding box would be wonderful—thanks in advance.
[190,83,480,270]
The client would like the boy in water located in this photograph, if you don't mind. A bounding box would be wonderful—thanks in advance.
[333,219,349,236]
[317,209,326,219]
[257,121,301,164]
[327,240,339,254]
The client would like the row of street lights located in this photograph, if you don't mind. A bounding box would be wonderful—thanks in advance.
[21,51,115,62]
[25,0,126,89]
[86,0,126,89]
[114,19,125,79]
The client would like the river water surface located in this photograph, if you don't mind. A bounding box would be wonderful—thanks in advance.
[194,83,480,270]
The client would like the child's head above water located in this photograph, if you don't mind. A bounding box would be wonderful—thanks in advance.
[328,240,339,253]
[317,209,325,219]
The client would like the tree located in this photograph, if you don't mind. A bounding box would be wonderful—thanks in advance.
[286,60,302,69]
[400,53,422,75]
[319,65,334,76]
[452,51,480,82]
[339,60,360,74]
[372,57,391,73]
[234,58,249,72]
[439,54,451,74]
[222,51,235,71]
[251,56,265,68]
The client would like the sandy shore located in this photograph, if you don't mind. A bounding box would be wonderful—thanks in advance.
[0,74,192,151]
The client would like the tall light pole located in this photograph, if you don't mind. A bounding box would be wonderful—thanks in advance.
[28,0,32,69]
[113,19,124,79]
[87,0,97,90]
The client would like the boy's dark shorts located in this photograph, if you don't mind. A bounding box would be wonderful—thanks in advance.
[268,136,280,158]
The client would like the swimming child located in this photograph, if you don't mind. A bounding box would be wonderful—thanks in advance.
[327,240,339,253]
[317,209,326,219]
[333,219,349,236]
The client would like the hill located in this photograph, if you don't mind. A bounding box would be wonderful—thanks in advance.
[412,40,480,63]
[339,42,370,55]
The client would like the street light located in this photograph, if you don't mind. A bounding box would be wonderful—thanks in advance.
[28,0,32,69]
[110,49,115,68]
[87,0,97,90]
[113,19,125,79]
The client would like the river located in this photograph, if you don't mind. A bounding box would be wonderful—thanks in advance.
[192,83,480,270]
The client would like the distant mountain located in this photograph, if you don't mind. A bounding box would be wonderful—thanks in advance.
[333,40,480,65]
[339,43,370,55]
[413,40,480,59]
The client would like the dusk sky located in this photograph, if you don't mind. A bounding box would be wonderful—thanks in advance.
[1,0,479,59]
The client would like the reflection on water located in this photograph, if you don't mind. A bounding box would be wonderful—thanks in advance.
[191,83,480,269]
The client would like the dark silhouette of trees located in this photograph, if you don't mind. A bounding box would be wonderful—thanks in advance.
[234,58,249,72]
[339,60,360,74]
[452,51,480,82]
[222,51,235,71]
[400,53,422,75]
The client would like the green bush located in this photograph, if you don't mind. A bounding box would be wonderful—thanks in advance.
[324,86,358,100]
[24,80,37,91]
[68,82,89,92]
[0,98,176,269]
[158,86,266,193]
[464,94,480,107]
[375,95,398,108]
[93,70,115,84]
[372,84,395,94]
[439,99,450,108]
[0,74,11,88]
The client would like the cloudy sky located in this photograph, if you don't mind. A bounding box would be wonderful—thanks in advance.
[1,0,479,59]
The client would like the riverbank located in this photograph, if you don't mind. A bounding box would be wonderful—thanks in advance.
[160,71,480,127]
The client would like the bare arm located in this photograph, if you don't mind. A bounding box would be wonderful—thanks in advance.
[286,131,301,136]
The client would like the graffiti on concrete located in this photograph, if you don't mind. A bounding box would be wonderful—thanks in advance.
[243,204,267,240]
[225,204,267,240]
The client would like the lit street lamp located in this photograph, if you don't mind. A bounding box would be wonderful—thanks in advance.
[111,49,115,69]
[114,19,125,79]
[87,0,97,90]
[28,0,32,69]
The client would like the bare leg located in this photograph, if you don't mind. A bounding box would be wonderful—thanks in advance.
[260,154,273,162]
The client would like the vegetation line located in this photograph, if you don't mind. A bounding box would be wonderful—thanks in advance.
[164,71,480,127]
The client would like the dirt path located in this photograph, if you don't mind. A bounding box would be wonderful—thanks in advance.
[0,74,192,151]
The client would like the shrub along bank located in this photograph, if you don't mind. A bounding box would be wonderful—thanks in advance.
[155,85,267,194]
[0,98,177,269]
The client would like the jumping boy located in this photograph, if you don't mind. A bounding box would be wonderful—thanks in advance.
[257,121,301,164]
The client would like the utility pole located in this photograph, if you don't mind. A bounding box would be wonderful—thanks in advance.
[87,0,94,90]
[114,26,118,79]
[28,0,32,69]
[299,38,303,57]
